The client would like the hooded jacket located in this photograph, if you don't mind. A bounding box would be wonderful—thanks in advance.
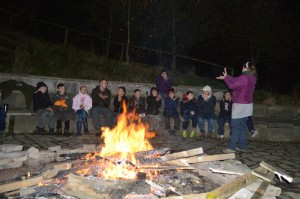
[146,95,161,115]
[72,90,92,112]
[180,99,198,119]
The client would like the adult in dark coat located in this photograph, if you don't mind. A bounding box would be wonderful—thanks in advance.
[146,87,161,132]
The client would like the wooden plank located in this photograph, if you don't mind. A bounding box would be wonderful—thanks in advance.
[250,180,272,199]
[0,176,43,193]
[161,193,207,199]
[186,153,235,164]
[160,147,203,162]
[252,167,274,182]
[260,161,293,183]
[209,168,244,176]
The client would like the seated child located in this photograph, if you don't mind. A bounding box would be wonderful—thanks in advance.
[113,86,128,114]
[180,91,198,138]
[72,85,92,136]
[146,87,161,132]
[197,85,216,138]
[217,91,232,138]
[163,88,180,135]
[32,82,55,134]
[52,83,73,136]
[0,89,7,135]
[128,89,146,119]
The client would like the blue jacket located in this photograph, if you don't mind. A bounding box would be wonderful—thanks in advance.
[163,96,179,116]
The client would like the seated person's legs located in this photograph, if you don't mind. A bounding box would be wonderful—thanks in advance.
[197,116,205,136]
[101,108,113,128]
[217,117,225,136]
[0,107,6,133]
[91,107,101,131]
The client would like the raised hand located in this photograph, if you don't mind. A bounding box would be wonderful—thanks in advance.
[216,67,228,80]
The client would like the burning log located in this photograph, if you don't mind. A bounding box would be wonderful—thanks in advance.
[159,147,203,162]
[134,148,170,159]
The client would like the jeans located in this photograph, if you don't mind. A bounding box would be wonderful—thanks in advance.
[164,113,180,131]
[91,107,113,130]
[0,107,6,132]
[160,93,168,110]
[217,115,231,135]
[197,113,215,132]
[246,116,255,132]
[182,115,197,130]
[228,117,248,150]
[36,109,55,130]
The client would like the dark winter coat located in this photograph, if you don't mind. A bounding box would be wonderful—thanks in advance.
[146,95,161,115]
[219,99,232,117]
[91,86,111,108]
[52,92,74,121]
[180,99,198,120]
[155,75,172,94]
[163,96,179,117]
[197,95,216,118]
[128,96,146,114]
[113,95,128,113]
[32,91,52,112]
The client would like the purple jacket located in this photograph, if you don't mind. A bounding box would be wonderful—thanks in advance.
[155,75,172,94]
[224,74,256,104]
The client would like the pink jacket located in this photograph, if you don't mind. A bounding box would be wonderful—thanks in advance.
[224,74,256,104]
[72,92,92,112]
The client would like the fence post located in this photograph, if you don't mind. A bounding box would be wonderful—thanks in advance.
[64,27,69,47]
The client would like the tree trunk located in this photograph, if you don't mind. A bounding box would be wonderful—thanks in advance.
[105,3,113,58]
[170,0,176,70]
[125,0,131,63]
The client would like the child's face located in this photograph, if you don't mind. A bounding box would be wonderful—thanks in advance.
[134,91,141,98]
[58,86,65,94]
[224,92,231,100]
[168,92,175,98]
[80,86,87,94]
[187,93,193,100]
[117,88,125,96]
[152,90,158,97]
[40,86,47,93]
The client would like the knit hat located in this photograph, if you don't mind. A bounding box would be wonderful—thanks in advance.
[36,82,47,90]
[202,85,211,93]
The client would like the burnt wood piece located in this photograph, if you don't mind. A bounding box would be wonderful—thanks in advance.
[134,148,170,159]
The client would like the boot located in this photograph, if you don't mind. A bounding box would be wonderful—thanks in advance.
[64,129,70,136]
[207,131,213,138]
[201,131,205,138]
[49,128,54,135]
[76,121,82,136]
[83,118,89,134]
[56,128,62,136]
[34,127,44,135]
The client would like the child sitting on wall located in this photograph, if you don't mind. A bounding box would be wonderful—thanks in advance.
[72,85,92,136]
[0,89,7,135]
[32,82,55,134]
[163,88,180,135]
[52,83,73,136]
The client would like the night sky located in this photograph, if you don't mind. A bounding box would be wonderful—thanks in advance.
[1,0,300,94]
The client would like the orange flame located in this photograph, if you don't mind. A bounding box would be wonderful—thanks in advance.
[80,102,155,180]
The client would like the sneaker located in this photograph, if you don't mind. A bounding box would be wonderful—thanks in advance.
[182,130,187,138]
[222,148,236,153]
[236,148,247,152]
[189,130,195,138]
[217,135,224,139]
[251,130,259,137]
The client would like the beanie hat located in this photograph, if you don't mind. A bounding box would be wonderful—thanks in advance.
[202,85,211,93]
[36,82,47,91]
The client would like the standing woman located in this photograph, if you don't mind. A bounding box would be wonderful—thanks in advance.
[216,62,257,153]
